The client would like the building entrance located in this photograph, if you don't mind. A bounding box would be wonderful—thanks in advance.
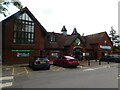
[73,48,83,60]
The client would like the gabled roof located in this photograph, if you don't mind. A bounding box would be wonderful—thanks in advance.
[45,32,85,49]
[2,7,47,35]
[83,32,113,49]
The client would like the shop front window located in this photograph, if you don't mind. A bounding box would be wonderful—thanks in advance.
[13,12,34,44]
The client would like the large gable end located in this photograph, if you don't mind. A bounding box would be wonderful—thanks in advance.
[2,7,47,35]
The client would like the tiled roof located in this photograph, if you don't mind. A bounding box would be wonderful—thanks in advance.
[83,32,109,49]
[45,32,81,49]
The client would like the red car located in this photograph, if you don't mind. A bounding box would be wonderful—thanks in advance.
[53,56,80,68]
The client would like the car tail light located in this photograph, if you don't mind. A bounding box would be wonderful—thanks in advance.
[34,60,39,65]
[48,60,50,63]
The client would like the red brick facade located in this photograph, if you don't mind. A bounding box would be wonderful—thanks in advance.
[2,7,113,64]
[83,32,113,60]
[2,7,47,64]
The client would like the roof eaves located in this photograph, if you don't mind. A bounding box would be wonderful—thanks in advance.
[2,7,47,35]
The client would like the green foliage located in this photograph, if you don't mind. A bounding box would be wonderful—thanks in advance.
[0,0,23,17]
[109,26,120,49]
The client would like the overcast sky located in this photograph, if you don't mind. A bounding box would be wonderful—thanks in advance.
[0,0,119,36]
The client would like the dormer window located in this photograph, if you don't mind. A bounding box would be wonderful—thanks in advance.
[50,36,56,42]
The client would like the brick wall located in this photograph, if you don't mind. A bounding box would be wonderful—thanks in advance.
[2,18,45,64]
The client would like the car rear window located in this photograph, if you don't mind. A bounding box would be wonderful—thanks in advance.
[33,56,48,60]
[65,56,75,59]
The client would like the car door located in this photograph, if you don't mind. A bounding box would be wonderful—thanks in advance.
[56,57,62,65]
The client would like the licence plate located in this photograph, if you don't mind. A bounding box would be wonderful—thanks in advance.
[40,62,46,63]
[73,61,77,62]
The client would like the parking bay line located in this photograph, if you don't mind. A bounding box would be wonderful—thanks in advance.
[24,67,29,74]
[12,67,14,76]
[12,67,28,76]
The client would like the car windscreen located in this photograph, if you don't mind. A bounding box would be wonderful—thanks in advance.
[65,56,75,59]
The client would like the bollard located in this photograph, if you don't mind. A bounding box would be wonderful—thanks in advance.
[107,59,109,64]
[99,59,101,65]
[95,58,97,62]
[88,59,90,66]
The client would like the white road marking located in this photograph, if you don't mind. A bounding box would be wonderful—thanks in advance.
[0,76,13,80]
[83,68,95,71]
[83,66,110,71]
[117,75,120,79]
[0,76,13,88]
[0,82,13,88]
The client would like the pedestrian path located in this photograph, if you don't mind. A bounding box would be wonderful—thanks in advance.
[0,76,13,88]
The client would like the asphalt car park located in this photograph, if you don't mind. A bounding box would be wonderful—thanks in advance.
[2,64,86,76]
[1,60,116,77]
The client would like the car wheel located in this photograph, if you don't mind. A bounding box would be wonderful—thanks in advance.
[53,61,57,65]
[63,62,67,68]
[72,66,77,68]
[115,59,118,63]
[32,67,37,71]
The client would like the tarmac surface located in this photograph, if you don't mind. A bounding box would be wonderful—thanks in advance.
[1,60,115,77]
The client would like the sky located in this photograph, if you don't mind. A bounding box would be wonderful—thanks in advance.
[0,0,119,36]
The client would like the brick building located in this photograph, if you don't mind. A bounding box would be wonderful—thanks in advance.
[2,7,47,64]
[2,7,113,64]
[83,32,113,60]
[44,26,86,61]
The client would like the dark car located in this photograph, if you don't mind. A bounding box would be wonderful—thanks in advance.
[100,55,120,63]
[29,56,50,70]
[53,56,80,68]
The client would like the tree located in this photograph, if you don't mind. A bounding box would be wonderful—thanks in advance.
[0,0,23,17]
[109,26,120,49]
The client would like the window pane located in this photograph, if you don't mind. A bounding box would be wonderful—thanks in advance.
[14,32,17,38]
[31,34,34,39]
[25,25,28,32]
[22,13,26,20]
[14,14,35,44]
[31,26,34,32]
[13,39,16,43]
[28,33,31,38]
[26,13,29,21]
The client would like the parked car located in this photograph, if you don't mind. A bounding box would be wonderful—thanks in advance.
[53,56,80,68]
[29,56,50,70]
[100,55,120,63]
